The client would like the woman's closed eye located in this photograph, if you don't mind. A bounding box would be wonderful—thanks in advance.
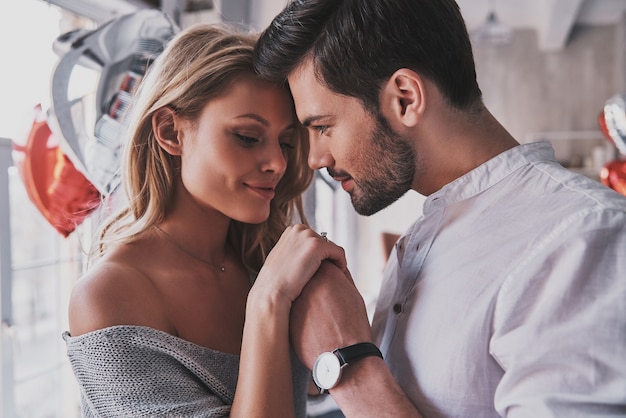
[235,133,294,153]
[234,133,260,146]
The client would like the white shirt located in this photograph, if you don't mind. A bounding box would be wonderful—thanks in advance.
[371,141,626,417]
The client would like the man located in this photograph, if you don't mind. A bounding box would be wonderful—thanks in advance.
[254,0,626,416]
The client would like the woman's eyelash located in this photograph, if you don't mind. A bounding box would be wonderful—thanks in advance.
[235,133,293,151]
[235,133,259,144]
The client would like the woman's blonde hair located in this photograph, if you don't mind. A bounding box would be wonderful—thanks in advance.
[94,23,313,273]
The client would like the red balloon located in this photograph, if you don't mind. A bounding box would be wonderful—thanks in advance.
[12,105,101,237]
[600,159,626,196]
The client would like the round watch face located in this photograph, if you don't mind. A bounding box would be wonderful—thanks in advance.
[313,351,342,390]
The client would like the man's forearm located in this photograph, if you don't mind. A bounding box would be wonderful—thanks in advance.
[329,356,422,418]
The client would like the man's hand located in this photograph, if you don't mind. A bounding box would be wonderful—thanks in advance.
[289,261,373,368]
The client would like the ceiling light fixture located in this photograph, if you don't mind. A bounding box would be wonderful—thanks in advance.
[470,0,513,45]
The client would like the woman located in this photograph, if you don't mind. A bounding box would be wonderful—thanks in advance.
[63,23,346,417]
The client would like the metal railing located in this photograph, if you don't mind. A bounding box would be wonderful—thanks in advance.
[0,137,82,417]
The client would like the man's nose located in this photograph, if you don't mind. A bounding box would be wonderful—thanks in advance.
[307,137,333,170]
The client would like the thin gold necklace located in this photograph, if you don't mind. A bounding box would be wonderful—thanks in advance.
[154,225,226,272]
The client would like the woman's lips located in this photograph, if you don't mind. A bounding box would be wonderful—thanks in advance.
[246,184,276,200]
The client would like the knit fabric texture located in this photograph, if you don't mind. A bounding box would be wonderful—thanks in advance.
[63,325,308,417]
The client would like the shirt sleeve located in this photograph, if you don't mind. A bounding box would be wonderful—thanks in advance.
[490,207,626,417]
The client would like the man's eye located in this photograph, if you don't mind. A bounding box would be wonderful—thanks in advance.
[313,125,329,135]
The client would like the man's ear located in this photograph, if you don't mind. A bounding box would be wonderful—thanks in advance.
[380,69,426,128]
[152,106,183,155]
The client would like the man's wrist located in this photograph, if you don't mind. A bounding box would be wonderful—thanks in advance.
[326,356,422,417]
[312,342,383,394]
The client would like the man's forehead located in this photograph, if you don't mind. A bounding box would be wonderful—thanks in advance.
[287,56,317,87]
[287,60,325,123]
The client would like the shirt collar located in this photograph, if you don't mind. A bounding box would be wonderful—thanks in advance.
[422,141,556,215]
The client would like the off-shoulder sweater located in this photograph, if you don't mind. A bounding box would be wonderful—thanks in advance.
[63,325,309,417]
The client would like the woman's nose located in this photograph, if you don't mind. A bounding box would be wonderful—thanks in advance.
[261,141,288,174]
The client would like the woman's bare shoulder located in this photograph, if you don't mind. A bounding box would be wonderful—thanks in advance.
[67,248,167,337]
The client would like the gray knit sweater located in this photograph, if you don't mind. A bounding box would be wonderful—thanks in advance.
[63,326,309,417]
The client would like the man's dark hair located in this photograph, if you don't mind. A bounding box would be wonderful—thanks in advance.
[254,0,482,113]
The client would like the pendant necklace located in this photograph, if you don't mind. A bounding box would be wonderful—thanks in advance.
[154,225,226,272]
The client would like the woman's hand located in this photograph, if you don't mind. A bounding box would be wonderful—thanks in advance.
[252,224,348,307]
[235,225,348,417]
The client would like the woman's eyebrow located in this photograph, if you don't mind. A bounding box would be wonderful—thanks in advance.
[235,113,297,130]
[234,113,269,126]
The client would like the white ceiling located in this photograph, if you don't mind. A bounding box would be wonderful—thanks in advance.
[42,0,626,51]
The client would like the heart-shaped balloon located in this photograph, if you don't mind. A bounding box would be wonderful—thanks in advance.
[12,105,101,237]
[600,159,626,196]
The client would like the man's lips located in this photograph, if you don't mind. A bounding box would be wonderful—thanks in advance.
[327,168,353,192]
[339,178,354,192]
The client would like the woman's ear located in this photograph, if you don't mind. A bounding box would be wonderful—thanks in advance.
[152,106,183,155]
[380,69,426,128]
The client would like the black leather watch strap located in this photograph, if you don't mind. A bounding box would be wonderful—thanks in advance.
[334,342,383,366]
[313,342,383,395]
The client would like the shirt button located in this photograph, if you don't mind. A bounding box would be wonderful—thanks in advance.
[393,303,402,314]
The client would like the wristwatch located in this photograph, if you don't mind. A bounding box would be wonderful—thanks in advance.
[312,342,383,394]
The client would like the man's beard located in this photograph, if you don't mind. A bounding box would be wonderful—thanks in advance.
[346,114,416,216]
